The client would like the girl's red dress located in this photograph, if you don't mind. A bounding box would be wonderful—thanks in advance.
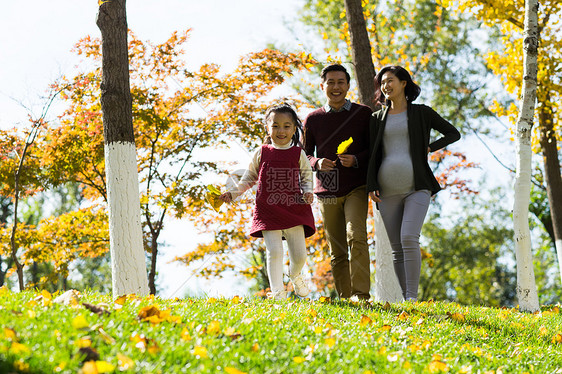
[250,145,315,238]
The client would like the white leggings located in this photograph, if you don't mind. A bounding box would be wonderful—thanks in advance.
[262,225,308,293]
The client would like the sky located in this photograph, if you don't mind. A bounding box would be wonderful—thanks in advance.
[0,0,302,129]
[1,0,517,297]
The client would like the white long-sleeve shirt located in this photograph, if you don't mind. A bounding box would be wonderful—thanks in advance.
[230,143,314,201]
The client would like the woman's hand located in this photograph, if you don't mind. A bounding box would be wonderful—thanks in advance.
[219,192,233,203]
[337,154,357,168]
[369,191,381,203]
[303,192,314,205]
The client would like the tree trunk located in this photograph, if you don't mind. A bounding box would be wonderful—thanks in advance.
[343,0,402,301]
[96,0,149,297]
[344,0,376,110]
[149,236,158,295]
[538,100,562,285]
[512,0,540,313]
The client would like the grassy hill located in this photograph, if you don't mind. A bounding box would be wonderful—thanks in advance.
[1,288,561,373]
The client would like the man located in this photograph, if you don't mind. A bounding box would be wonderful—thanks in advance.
[303,63,372,300]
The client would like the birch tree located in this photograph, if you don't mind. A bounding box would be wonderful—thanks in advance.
[96,0,149,297]
[442,0,562,287]
[512,0,539,313]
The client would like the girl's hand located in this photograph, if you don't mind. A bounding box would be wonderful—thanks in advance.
[219,192,233,203]
[369,191,381,203]
[337,154,357,168]
[303,192,314,205]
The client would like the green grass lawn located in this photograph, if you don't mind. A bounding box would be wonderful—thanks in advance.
[1,287,561,373]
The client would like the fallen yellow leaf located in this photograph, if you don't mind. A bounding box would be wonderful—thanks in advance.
[10,342,30,354]
[398,311,409,320]
[225,367,247,374]
[192,345,208,358]
[181,328,192,341]
[72,315,89,330]
[75,337,92,348]
[137,305,161,321]
[207,320,221,335]
[325,337,336,348]
[360,315,372,326]
[41,289,52,307]
[427,359,448,373]
[449,312,466,322]
[14,360,30,372]
[82,361,97,374]
[114,295,127,305]
[95,361,115,373]
[4,327,17,341]
[117,353,135,370]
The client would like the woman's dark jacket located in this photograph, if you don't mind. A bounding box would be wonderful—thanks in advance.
[367,103,461,196]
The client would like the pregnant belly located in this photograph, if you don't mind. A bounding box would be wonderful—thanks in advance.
[378,157,414,195]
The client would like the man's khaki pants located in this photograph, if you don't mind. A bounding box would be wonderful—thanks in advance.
[319,185,370,299]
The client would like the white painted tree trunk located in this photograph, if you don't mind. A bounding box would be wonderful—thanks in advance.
[373,210,403,303]
[513,0,540,313]
[105,142,149,297]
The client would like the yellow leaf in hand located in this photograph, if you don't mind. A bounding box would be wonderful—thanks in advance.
[336,137,353,154]
[205,192,224,212]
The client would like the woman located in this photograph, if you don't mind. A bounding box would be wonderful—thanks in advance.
[367,65,460,301]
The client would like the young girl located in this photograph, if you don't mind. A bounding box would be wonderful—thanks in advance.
[220,103,315,300]
[367,66,460,301]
